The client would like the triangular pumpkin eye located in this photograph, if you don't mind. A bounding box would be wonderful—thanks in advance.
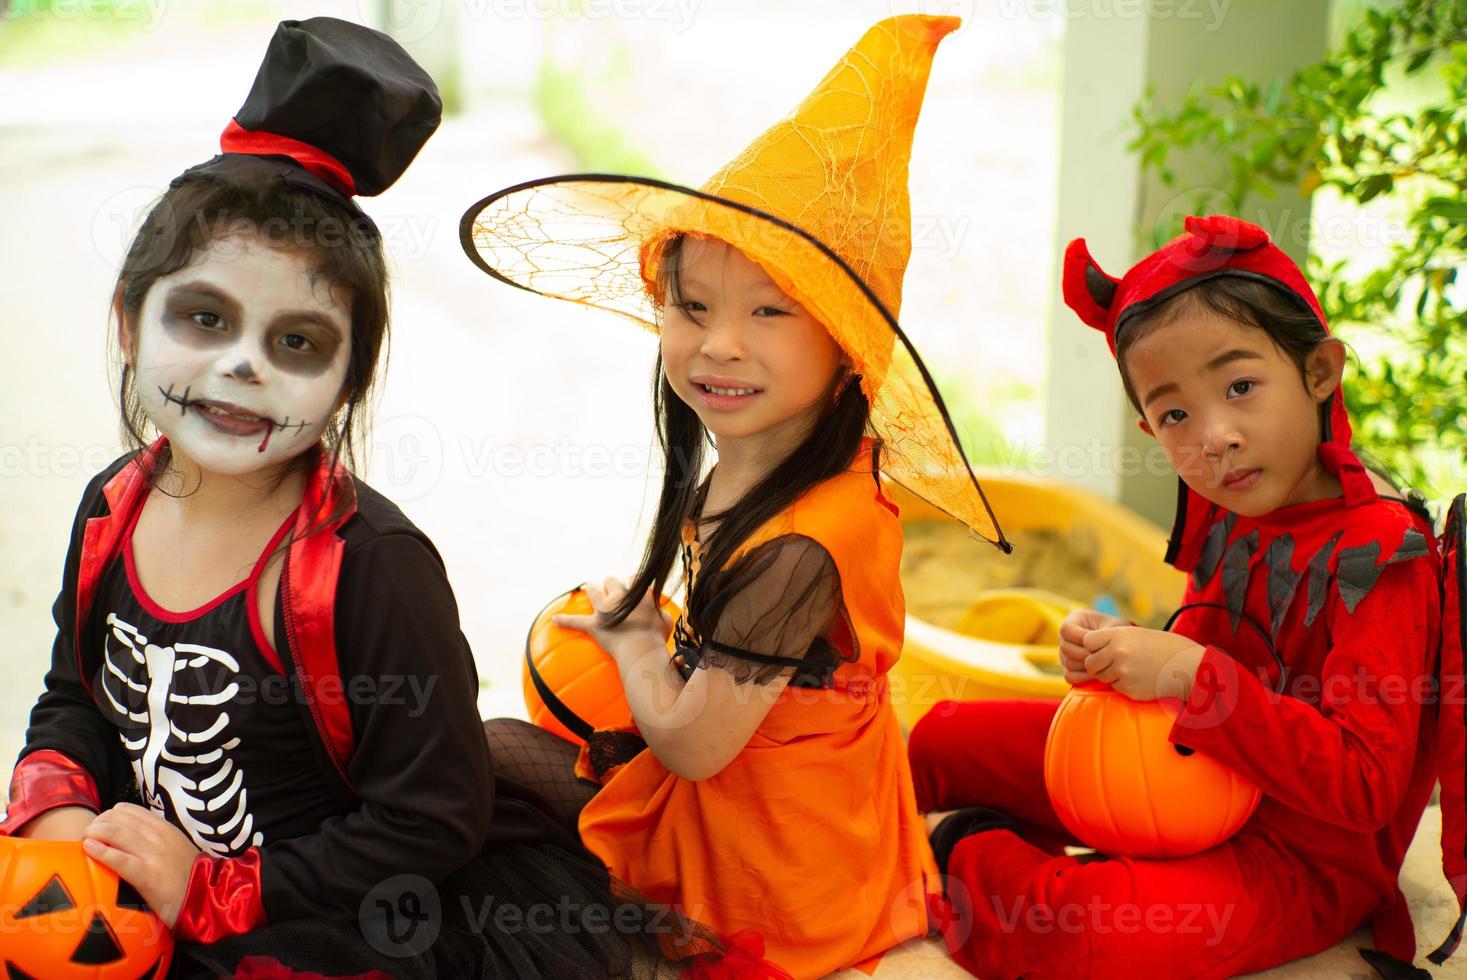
[70,911,125,965]
[6,964,40,979]
[15,874,74,919]
[115,877,152,912]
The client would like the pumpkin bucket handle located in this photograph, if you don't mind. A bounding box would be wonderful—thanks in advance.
[523,586,597,742]
[1163,601,1288,696]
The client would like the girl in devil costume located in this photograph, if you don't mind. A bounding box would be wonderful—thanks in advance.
[0,18,732,978]
[908,215,1460,979]
[461,15,1010,978]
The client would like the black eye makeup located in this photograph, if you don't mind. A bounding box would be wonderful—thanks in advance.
[280,333,317,353]
[162,287,239,346]
[274,318,338,352]
[156,280,346,372]
[267,317,343,374]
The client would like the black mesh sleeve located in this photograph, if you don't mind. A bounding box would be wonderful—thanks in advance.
[681,534,855,687]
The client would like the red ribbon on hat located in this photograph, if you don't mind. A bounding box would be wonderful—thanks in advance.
[219,118,356,197]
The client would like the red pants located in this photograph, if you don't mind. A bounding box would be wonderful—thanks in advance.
[908,700,1383,980]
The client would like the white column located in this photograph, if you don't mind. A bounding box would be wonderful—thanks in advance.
[1045,0,1331,525]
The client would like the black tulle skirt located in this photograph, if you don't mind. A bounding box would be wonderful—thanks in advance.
[169,789,721,980]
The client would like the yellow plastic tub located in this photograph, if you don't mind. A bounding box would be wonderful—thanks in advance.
[888,474,1188,732]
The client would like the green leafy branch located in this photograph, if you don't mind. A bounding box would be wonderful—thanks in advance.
[1131,0,1466,500]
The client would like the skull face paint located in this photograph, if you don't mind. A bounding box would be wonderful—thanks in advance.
[128,230,352,476]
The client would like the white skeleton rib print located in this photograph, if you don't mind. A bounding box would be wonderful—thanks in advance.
[102,613,264,856]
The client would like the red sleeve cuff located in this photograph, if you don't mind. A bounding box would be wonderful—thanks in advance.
[0,750,101,836]
[174,848,269,944]
[1169,645,1250,740]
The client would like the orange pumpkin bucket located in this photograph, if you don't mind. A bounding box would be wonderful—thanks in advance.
[522,588,678,745]
[0,837,173,978]
[1043,683,1262,859]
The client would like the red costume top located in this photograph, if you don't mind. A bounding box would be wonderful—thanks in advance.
[1064,214,1466,967]
[1165,481,1438,961]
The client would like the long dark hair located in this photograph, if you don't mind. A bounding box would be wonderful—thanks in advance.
[110,170,391,525]
[607,235,875,626]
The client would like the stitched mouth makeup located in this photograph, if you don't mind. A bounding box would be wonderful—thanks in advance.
[159,384,310,454]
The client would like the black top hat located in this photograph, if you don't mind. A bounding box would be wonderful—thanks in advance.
[176,17,442,206]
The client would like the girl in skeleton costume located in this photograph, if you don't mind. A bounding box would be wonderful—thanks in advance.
[0,18,735,979]
[462,15,1010,978]
[908,215,1457,979]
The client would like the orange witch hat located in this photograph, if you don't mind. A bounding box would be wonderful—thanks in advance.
[460,14,1007,548]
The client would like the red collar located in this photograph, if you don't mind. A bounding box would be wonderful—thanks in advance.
[74,438,362,790]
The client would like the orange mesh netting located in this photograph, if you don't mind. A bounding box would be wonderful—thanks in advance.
[460,15,1007,548]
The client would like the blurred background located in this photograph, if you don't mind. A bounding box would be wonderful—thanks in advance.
[1,0,1461,770]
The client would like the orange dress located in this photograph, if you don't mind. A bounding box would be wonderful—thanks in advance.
[575,440,938,978]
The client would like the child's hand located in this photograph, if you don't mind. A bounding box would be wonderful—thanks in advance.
[13,805,96,841]
[1058,608,1128,686]
[554,578,673,664]
[1078,626,1205,702]
[81,803,200,927]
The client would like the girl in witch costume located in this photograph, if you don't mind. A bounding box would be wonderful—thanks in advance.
[0,18,731,979]
[908,214,1452,979]
[462,15,1010,979]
